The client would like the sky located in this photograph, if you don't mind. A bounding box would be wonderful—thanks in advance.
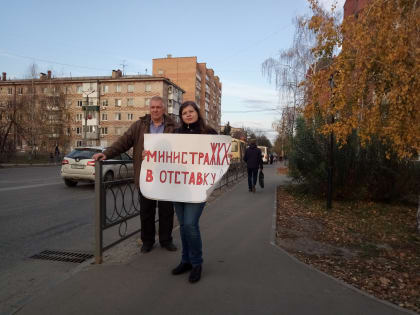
[0,0,345,143]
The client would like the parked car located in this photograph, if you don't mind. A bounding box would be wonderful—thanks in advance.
[61,147,134,187]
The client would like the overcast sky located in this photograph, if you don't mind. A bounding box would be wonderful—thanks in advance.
[0,0,346,143]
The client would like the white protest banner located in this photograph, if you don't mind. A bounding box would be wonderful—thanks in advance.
[139,134,232,203]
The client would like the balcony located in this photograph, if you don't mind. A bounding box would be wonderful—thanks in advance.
[82,105,100,111]
[84,131,100,140]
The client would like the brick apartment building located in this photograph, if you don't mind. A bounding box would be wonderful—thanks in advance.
[0,70,184,153]
[152,55,222,131]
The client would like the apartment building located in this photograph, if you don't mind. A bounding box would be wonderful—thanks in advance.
[152,55,222,131]
[0,70,184,153]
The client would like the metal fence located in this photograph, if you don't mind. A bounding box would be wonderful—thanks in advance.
[94,160,247,264]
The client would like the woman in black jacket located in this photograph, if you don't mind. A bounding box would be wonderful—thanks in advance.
[171,101,217,283]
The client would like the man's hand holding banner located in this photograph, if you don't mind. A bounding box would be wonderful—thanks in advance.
[140,134,232,203]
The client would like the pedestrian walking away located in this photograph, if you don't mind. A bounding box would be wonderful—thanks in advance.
[171,101,218,284]
[54,145,61,163]
[92,96,177,254]
[243,139,263,193]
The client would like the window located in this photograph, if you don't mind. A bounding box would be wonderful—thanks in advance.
[102,99,108,107]
[101,113,108,121]
[102,85,109,93]
[77,86,83,94]
[116,84,121,93]
[115,127,122,135]
[127,84,134,92]
[127,98,134,106]
[127,113,133,120]
[145,84,152,92]
[66,128,71,136]
[101,127,108,135]
[115,99,121,107]
[17,88,23,95]
[158,69,164,75]
[66,100,72,107]
[115,113,121,120]
[76,140,83,146]
[145,98,150,106]
[77,100,83,107]
[76,113,83,121]
[76,127,81,135]
[65,86,71,94]
[7,88,12,95]
[83,125,94,133]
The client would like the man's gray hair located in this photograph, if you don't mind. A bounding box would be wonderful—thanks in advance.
[150,95,166,107]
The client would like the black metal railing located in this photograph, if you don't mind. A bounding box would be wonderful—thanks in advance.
[94,160,247,264]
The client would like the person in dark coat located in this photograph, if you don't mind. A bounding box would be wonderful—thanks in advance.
[92,96,177,254]
[171,101,217,284]
[243,139,263,192]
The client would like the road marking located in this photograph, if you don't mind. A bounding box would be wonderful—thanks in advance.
[0,182,62,192]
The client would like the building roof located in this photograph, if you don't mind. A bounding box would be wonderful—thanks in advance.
[0,74,185,92]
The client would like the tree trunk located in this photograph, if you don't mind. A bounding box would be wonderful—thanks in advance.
[0,120,14,156]
[417,195,420,234]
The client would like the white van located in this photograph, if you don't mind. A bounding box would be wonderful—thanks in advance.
[258,146,269,164]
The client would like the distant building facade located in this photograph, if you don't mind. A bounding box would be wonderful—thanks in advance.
[0,70,184,153]
[152,55,222,131]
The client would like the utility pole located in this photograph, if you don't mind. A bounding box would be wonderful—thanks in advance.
[120,60,127,76]
[83,89,95,146]
[327,74,335,210]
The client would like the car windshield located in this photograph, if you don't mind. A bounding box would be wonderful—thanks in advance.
[66,148,101,160]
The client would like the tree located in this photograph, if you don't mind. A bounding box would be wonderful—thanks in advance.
[222,121,232,135]
[304,0,420,159]
[256,134,272,148]
[263,15,317,138]
[0,65,71,161]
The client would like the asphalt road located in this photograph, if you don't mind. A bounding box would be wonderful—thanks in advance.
[0,166,98,315]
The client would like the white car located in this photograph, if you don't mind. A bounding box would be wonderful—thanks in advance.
[61,147,134,187]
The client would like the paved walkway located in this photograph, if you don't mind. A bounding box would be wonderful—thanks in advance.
[17,165,411,315]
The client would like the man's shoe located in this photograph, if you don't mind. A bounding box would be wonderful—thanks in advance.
[161,243,177,251]
[141,244,153,253]
[252,186,256,193]
[249,188,252,192]
[189,265,202,283]
[172,262,192,275]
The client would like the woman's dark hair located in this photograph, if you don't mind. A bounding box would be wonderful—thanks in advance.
[179,101,208,132]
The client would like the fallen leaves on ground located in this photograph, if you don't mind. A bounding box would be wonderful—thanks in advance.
[276,185,420,313]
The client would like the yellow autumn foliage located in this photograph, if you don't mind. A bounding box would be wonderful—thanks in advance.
[304,0,420,159]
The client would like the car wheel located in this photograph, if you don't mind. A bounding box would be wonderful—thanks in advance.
[104,171,114,182]
[64,179,77,187]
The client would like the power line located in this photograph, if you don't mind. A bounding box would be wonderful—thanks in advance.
[0,49,112,72]
[222,108,280,113]
[218,23,292,64]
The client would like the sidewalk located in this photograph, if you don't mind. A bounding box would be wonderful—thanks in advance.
[17,165,411,315]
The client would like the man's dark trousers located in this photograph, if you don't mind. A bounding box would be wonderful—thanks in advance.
[247,168,259,190]
[139,191,174,246]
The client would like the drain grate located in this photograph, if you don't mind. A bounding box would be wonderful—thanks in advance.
[30,249,93,264]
